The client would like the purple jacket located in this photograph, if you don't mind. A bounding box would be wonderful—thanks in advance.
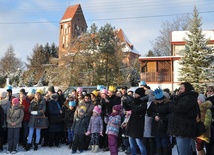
[87,115,103,133]
[106,114,121,136]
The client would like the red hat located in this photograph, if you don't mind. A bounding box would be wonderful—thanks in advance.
[12,98,19,105]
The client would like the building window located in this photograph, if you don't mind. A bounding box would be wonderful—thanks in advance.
[147,62,156,72]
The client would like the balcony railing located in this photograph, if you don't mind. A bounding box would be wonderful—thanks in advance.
[140,72,171,82]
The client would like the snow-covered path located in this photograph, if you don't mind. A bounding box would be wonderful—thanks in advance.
[1,144,178,155]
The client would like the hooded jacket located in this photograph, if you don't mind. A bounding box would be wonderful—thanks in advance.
[7,105,24,128]
[197,100,212,143]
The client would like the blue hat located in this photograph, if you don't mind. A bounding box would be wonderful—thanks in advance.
[154,88,165,100]
[27,88,36,97]
[69,101,76,107]
[97,85,105,91]
[6,85,12,92]
[139,81,147,86]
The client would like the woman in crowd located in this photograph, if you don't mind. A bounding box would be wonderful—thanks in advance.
[168,82,198,155]
[26,90,46,151]
[147,88,171,155]
[205,86,214,155]
[6,98,24,154]
[123,88,148,155]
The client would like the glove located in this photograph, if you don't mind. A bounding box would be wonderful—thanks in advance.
[31,111,38,115]
[85,131,90,136]
[100,132,103,136]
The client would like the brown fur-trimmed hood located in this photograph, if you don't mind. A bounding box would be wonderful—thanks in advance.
[199,100,212,111]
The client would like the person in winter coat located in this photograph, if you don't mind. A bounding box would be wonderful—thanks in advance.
[26,91,46,151]
[0,91,10,150]
[19,88,30,148]
[102,86,121,151]
[168,82,198,155]
[143,89,156,155]
[106,104,122,155]
[62,94,76,149]
[0,105,4,151]
[86,105,103,153]
[196,94,212,155]
[71,106,89,154]
[6,98,24,154]
[48,93,63,147]
[204,85,214,155]
[147,88,171,155]
[123,87,147,155]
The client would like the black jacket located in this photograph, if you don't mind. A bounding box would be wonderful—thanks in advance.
[147,101,170,136]
[167,91,198,138]
[125,96,147,138]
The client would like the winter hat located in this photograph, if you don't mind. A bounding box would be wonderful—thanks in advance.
[51,93,59,100]
[91,90,99,97]
[20,88,26,94]
[93,105,102,114]
[100,89,108,95]
[135,88,145,97]
[113,104,122,112]
[139,81,147,86]
[6,85,12,93]
[36,88,44,95]
[79,106,86,113]
[12,98,19,105]
[97,85,105,91]
[163,91,170,99]
[198,94,206,103]
[69,101,76,107]
[0,91,7,98]
[27,88,36,97]
[48,86,56,93]
[154,88,165,100]
[77,87,83,92]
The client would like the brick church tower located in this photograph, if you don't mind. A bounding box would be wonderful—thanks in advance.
[59,4,87,59]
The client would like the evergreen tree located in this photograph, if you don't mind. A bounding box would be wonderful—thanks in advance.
[179,7,214,92]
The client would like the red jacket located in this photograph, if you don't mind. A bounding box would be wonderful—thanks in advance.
[21,99,30,121]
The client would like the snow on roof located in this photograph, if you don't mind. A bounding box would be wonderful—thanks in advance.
[171,30,214,42]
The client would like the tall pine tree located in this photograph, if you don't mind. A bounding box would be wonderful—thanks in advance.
[179,7,214,92]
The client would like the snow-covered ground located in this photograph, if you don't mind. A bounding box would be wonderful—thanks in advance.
[1,144,178,155]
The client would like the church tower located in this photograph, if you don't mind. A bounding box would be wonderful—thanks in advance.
[59,4,87,59]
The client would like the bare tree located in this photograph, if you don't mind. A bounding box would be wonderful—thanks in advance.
[0,45,23,76]
[150,14,191,56]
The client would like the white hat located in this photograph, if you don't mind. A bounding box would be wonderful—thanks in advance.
[0,91,7,98]
[198,94,206,103]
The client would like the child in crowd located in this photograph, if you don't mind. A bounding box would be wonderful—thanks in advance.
[86,105,103,153]
[106,104,122,155]
[7,98,24,154]
[71,106,89,154]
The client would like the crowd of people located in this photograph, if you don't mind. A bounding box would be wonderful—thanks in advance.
[0,81,214,155]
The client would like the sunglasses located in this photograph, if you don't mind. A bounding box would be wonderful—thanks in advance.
[207,90,213,93]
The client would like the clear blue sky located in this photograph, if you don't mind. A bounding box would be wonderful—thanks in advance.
[0,0,213,62]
